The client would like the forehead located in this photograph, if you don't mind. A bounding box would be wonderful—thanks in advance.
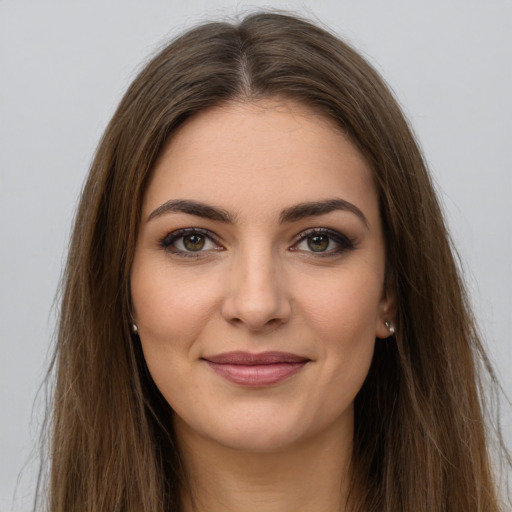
[143,100,378,224]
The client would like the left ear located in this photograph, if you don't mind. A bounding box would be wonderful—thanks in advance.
[375,285,396,339]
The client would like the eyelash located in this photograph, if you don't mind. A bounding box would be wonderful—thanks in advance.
[158,227,355,258]
[159,228,222,258]
[292,228,355,256]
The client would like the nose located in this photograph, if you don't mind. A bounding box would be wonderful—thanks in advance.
[220,248,292,332]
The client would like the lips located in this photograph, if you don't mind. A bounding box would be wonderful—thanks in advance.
[202,351,310,387]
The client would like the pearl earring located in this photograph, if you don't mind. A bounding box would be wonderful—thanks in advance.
[385,321,395,335]
[131,323,138,334]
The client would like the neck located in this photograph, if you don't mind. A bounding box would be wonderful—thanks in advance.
[175,415,355,512]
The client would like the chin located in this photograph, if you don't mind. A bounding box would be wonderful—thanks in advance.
[217,423,305,453]
[174,400,346,455]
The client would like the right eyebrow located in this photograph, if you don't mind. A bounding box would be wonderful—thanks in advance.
[147,199,235,223]
[279,198,369,228]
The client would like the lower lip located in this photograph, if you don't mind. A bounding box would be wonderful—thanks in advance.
[205,361,307,387]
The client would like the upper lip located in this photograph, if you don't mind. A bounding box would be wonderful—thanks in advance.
[202,351,310,365]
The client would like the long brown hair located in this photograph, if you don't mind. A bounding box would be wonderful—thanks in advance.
[40,11,508,511]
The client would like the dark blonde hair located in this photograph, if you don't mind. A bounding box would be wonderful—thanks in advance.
[42,12,507,511]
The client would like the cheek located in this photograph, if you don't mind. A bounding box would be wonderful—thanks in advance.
[130,262,222,408]
[295,269,382,389]
[300,270,383,342]
[131,262,221,345]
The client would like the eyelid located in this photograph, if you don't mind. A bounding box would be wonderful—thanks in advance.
[291,227,356,254]
[158,226,355,258]
[158,227,224,256]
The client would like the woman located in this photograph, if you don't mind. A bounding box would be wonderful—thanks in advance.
[41,11,508,512]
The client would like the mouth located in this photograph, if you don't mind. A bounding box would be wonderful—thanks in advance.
[201,351,311,387]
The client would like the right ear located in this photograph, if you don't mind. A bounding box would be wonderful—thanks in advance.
[375,283,396,339]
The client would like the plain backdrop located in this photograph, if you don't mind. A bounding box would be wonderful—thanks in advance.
[1,0,511,509]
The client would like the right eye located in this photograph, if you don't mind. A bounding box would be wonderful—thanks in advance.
[291,227,355,257]
[159,228,222,257]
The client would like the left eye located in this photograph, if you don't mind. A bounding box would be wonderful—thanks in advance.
[159,229,220,254]
[293,229,354,254]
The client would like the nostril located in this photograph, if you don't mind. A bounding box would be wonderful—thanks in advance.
[226,314,284,332]
[220,277,292,331]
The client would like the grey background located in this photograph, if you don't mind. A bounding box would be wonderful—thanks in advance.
[1,0,511,509]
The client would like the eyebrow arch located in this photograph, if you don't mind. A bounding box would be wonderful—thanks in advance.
[279,198,369,228]
[148,197,368,228]
[147,199,235,223]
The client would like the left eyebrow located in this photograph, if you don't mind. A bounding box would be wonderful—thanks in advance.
[147,199,235,223]
[279,198,369,228]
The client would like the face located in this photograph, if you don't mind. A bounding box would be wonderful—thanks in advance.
[131,100,393,453]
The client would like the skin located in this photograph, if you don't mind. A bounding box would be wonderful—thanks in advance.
[131,99,394,512]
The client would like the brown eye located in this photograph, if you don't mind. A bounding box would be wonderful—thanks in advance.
[183,234,205,251]
[307,234,329,252]
[292,228,355,256]
[159,228,220,255]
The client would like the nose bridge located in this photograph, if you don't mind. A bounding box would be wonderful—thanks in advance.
[221,239,291,331]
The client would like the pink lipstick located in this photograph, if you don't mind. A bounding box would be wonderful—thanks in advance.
[202,351,309,387]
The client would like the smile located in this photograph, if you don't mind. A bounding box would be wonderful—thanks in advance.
[202,351,310,387]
